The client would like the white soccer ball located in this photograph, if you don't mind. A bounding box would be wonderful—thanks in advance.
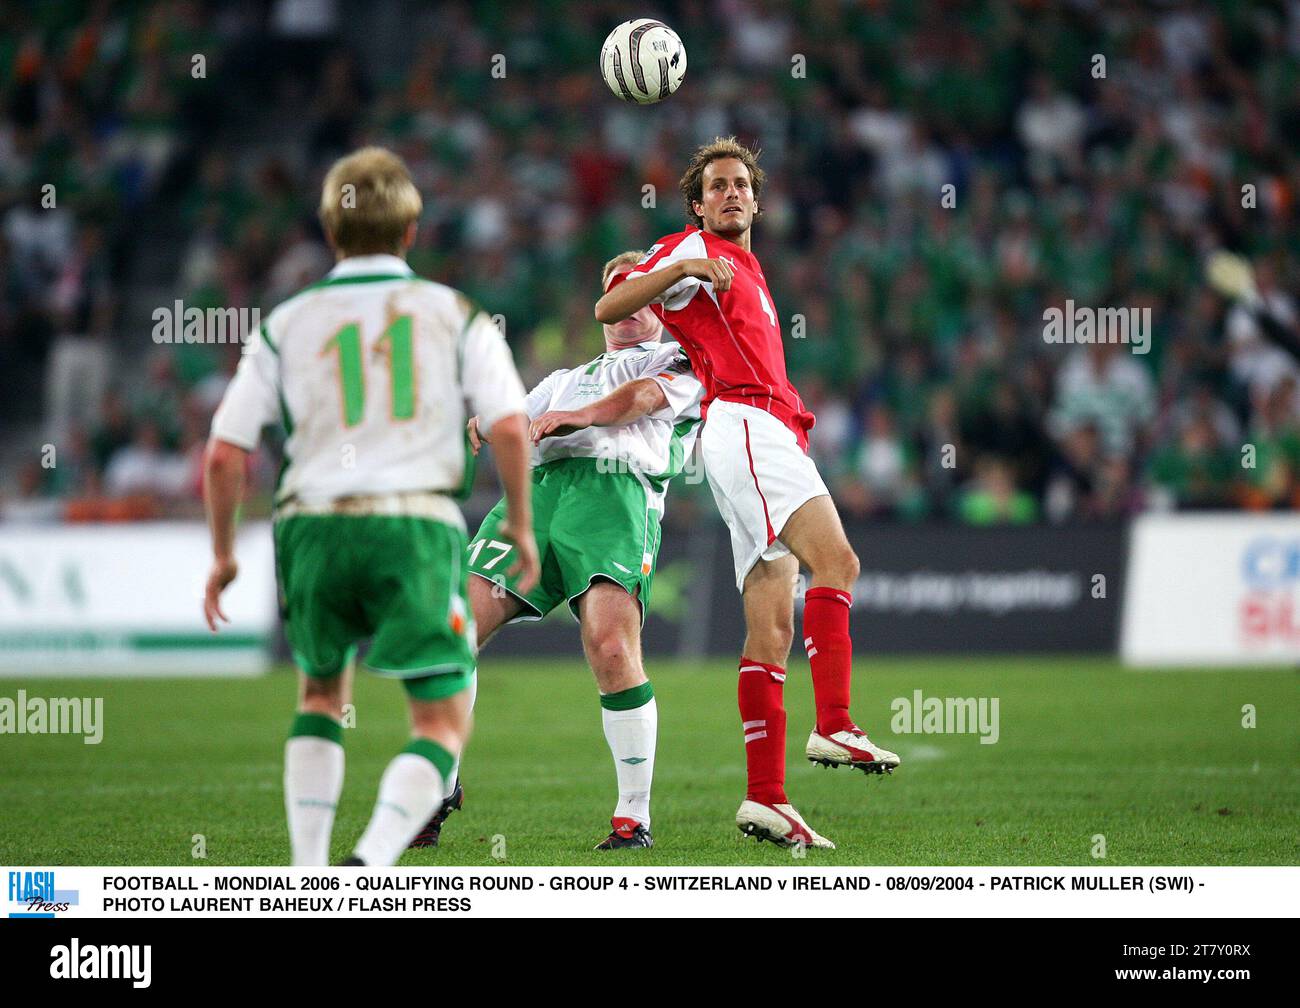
[600,18,686,104]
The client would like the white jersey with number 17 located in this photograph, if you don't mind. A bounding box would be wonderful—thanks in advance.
[211,254,526,507]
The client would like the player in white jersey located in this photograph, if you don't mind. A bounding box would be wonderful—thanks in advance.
[410,251,703,851]
[201,147,538,867]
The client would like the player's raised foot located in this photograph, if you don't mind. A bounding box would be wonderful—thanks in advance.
[807,728,901,775]
[408,779,464,849]
[735,800,835,850]
[594,816,653,850]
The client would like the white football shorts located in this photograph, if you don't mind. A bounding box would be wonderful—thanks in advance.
[699,399,830,591]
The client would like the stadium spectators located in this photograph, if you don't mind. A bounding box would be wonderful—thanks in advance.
[2,1,1298,525]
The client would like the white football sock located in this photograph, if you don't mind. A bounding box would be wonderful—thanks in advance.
[352,753,443,867]
[442,670,477,802]
[601,695,657,827]
[284,735,345,867]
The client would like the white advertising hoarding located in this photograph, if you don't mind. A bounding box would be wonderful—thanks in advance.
[0,522,276,676]
[1122,512,1300,666]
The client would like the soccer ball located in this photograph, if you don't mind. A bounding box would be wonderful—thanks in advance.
[600,18,686,104]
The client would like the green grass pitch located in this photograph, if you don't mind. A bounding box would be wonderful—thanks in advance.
[1,657,1296,866]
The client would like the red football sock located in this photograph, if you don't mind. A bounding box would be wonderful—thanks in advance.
[737,657,787,805]
[803,587,857,736]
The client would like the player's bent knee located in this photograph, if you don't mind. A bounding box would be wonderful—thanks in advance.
[409,697,470,752]
[299,673,344,716]
[813,545,859,590]
[587,631,637,677]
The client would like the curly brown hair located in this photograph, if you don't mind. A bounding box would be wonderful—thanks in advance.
[678,136,766,228]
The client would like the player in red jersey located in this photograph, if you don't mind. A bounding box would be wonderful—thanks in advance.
[596,137,899,850]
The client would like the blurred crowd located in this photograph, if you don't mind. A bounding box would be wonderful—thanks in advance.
[3,0,1299,526]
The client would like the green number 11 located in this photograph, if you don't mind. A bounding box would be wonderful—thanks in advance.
[324,315,415,427]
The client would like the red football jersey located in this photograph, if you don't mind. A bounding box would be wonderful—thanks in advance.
[612,226,815,449]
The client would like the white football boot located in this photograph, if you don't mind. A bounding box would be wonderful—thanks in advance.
[736,800,835,849]
[807,727,901,774]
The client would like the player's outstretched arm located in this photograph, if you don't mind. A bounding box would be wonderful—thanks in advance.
[594,258,734,323]
[487,412,540,594]
[202,437,247,630]
[529,377,668,442]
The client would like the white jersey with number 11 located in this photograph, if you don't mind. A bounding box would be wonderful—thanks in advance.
[211,254,526,508]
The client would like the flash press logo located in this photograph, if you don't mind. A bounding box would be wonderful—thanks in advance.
[7,870,78,917]
[890,690,1000,744]
[50,939,151,988]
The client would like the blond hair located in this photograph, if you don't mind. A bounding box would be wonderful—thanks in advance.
[601,250,645,290]
[318,146,422,256]
[678,136,765,228]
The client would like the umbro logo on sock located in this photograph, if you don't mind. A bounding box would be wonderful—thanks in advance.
[621,757,647,764]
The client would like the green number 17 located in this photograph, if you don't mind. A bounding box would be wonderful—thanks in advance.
[323,315,416,427]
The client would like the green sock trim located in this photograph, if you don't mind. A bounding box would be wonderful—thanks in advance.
[600,681,654,711]
[290,712,342,745]
[403,738,456,780]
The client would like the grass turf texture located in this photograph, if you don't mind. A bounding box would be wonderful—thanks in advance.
[1,657,1296,866]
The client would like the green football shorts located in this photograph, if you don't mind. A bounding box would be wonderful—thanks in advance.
[468,457,662,624]
[273,514,473,700]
